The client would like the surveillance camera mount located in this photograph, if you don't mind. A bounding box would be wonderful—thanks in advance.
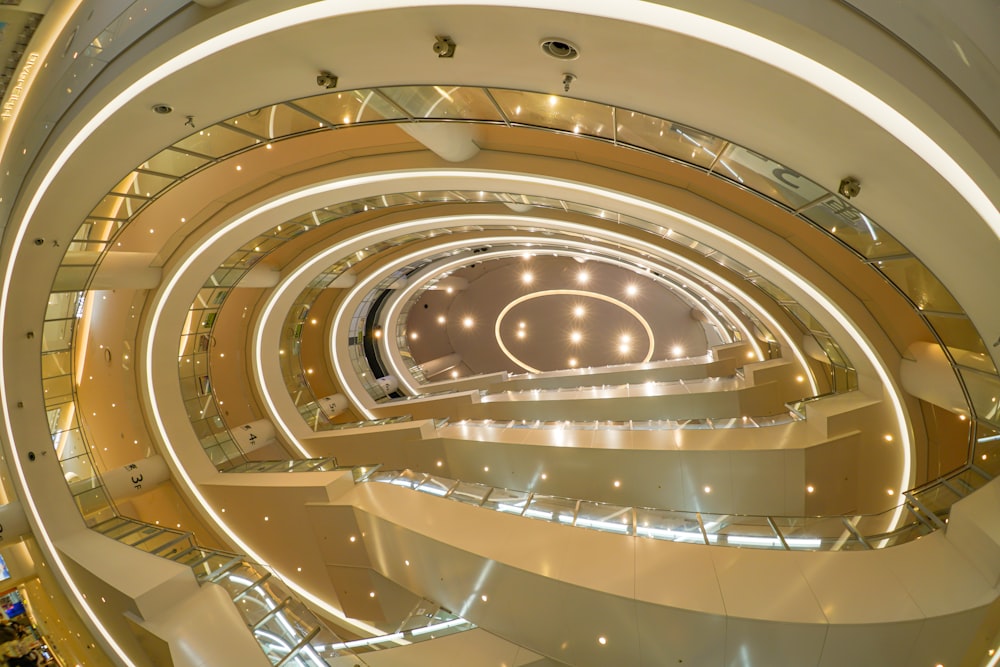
[838,176,861,199]
[316,71,339,89]
[433,35,456,58]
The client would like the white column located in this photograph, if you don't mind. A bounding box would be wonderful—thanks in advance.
[231,419,278,453]
[318,393,349,419]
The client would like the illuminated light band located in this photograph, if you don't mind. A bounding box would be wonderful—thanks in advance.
[320,224,791,419]
[230,171,907,529]
[4,3,963,654]
[380,244,741,396]
[494,290,656,373]
[143,168,897,647]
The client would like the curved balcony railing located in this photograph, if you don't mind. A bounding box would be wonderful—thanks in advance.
[447,411,802,432]
[364,459,997,551]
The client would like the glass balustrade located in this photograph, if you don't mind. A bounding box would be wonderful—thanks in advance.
[363,464,992,552]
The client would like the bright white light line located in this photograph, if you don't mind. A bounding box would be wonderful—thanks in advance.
[5,0,968,652]
[495,290,656,373]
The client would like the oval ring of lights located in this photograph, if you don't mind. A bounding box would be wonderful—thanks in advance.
[323,222,788,417]
[494,289,656,374]
[380,244,741,393]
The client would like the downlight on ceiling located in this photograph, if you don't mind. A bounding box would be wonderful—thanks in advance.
[541,38,580,60]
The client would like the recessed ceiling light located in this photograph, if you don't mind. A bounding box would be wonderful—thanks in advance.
[462,316,474,328]
[597,636,607,646]
[577,271,589,284]
[568,358,578,367]
[573,305,585,317]
[437,315,446,324]
[570,331,582,343]
[703,486,712,493]
[516,330,526,339]
[625,284,638,296]
[451,370,459,378]
[671,345,684,357]
[522,272,533,284]
[806,484,815,493]
[410,332,418,340]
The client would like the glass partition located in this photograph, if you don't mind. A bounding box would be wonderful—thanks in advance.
[365,466,991,552]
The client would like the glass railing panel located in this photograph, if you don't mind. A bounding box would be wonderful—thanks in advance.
[874,256,964,314]
[41,349,73,379]
[170,548,214,568]
[90,193,148,220]
[292,88,401,125]
[380,85,503,121]
[53,428,87,460]
[922,313,996,372]
[523,495,577,523]
[138,532,195,557]
[139,147,211,176]
[41,319,74,351]
[191,553,240,582]
[714,144,828,209]
[634,508,706,543]
[42,373,74,405]
[415,476,456,498]
[974,422,1000,476]
[771,516,865,550]
[446,481,491,507]
[948,468,990,495]
[853,512,931,547]
[224,103,320,139]
[172,124,259,158]
[960,367,1000,428]
[482,487,531,515]
[368,469,403,484]
[801,195,908,259]
[111,170,175,199]
[45,291,80,319]
[614,113,723,168]
[575,501,633,534]
[912,484,961,520]
[701,514,781,549]
[489,89,614,139]
[118,525,165,547]
[213,563,269,598]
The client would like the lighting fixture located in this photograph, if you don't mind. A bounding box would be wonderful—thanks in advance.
[572,305,585,317]
[521,271,533,284]
[625,284,638,296]
[577,270,589,284]
[462,316,474,328]
[437,315,446,324]
[671,345,683,357]
[570,331,582,343]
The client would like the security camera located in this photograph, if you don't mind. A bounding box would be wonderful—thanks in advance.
[838,176,861,199]
[316,71,338,89]
[432,35,456,58]
[33,238,44,246]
